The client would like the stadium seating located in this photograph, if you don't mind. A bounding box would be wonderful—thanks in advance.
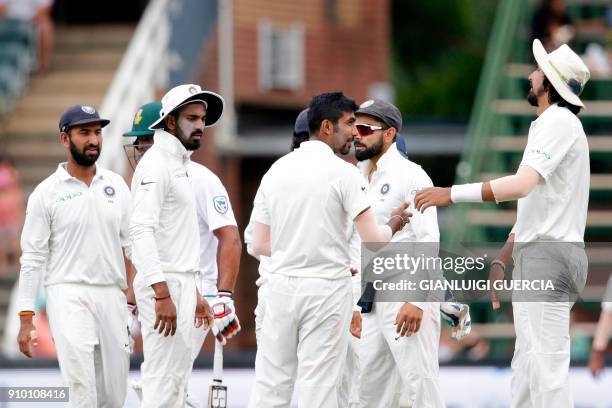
[450,0,612,244]
[446,0,612,359]
[0,19,36,117]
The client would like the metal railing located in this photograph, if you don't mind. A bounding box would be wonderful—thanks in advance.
[447,0,527,243]
[97,0,172,175]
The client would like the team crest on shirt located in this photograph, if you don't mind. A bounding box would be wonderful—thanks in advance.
[213,196,228,214]
[380,183,390,195]
[103,185,116,197]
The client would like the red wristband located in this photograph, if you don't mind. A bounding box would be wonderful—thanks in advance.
[18,310,35,317]
[153,294,170,301]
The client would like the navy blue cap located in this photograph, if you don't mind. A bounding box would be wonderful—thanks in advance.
[59,105,110,133]
[395,134,408,157]
[294,108,309,135]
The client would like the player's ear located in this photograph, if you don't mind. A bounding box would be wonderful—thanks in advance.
[385,127,397,144]
[59,131,70,149]
[165,114,176,132]
[321,119,333,137]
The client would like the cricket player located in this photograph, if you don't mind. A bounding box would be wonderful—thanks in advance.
[129,84,222,407]
[16,105,132,407]
[123,100,241,407]
[248,92,412,407]
[351,99,445,407]
[414,40,591,407]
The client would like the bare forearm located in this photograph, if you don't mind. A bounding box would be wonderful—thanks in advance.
[593,310,612,351]
[216,231,242,292]
[497,233,515,265]
[124,256,136,304]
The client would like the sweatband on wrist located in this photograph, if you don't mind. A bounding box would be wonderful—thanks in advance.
[450,183,483,203]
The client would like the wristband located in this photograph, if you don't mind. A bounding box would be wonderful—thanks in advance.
[388,215,406,232]
[18,310,35,317]
[490,259,506,272]
[218,290,233,297]
[153,294,171,301]
[450,183,483,203]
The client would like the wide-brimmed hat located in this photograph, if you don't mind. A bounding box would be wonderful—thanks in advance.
[532,39,590,108]
[149,84,224,129]
[123,101,162,137]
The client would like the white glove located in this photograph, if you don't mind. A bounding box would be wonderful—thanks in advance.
[127,303,138,353]
[209,291,241,341]
[440,302,471,341]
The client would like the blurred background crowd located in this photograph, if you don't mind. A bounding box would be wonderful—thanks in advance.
[0,0,610,376]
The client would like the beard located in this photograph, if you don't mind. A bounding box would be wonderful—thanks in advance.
[338,141,352,155]
[176,122,202,151]
[355,138,383,161]
[527,89,539,107]
[70,139,99,166]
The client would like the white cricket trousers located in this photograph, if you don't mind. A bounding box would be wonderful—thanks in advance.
[134,271,197,408]
[338,333,360,408]
[249,274,352,408]
[510,243,587,408]
[357,301,443,408]
[184,280,217,407]
[46,283,129,408]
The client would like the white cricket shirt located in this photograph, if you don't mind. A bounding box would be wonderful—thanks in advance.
[129,130,200,286]
[358,144,439,243]
[188,161,237,284]
[515,104,590,242]
[357,144,439,309]
[251,140,370,280]
[18,164,131,311]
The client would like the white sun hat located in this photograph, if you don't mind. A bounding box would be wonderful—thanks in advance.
[532,39,590,108]
[149,84,225,129]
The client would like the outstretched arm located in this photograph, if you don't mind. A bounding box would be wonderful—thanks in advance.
[414,165,541,212]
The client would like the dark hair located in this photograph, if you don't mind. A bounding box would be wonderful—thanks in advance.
[307,92,358,134]
[291,132,310,151]
[543,77,581,115]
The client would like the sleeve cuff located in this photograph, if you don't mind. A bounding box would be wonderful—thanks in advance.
[520,162,548,181]
[144,272,166,287]
[17,300,36,313]
[409,301,425,311]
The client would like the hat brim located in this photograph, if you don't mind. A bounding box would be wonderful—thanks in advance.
[149,91,225,130]
[533,39,584,108]
[64,118,110,132]
[122,130,155,137]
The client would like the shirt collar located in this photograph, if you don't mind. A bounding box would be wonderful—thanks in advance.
[299,140,334,155]
[154,129,193,160]
[56,163,104,182]
[533,103,560,126]
[358,143,402,177]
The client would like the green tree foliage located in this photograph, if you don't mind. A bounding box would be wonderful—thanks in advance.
[392,0,499,119]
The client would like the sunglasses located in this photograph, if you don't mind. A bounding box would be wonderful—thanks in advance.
[356,123,388,136]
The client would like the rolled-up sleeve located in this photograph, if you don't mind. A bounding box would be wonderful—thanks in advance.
[129,163,168,287]
[18,189,49,311]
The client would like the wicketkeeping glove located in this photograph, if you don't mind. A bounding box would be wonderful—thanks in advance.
[127,303,138,353]
[209,291,241,341]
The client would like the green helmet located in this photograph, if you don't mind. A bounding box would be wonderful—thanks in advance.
[123,101,162,169]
